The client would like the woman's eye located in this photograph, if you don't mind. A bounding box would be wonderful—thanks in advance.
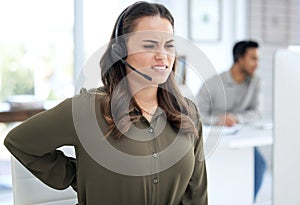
[143,45,155,49]
[165,44,174,49]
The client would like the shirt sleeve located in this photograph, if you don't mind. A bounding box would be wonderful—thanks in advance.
[196,82,220,125]
[235,78,263,123]
[181,99,208,205]
[4,98,78,190]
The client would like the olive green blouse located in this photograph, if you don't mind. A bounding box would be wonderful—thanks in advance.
[4,88,207,205]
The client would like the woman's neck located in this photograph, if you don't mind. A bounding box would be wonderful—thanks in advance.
[127,80,158,121]
[133,86,158,109]
[133,87,158,122]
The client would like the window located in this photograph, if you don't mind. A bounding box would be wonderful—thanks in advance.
[0,0,74,101]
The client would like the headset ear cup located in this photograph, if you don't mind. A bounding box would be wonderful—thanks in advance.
[111,40,127,63]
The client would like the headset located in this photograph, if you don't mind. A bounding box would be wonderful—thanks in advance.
[110,2,152,81]
[111,7,128,62]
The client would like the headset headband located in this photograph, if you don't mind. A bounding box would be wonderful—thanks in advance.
[114,1,144,39]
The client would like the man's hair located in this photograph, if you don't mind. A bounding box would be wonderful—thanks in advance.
[233,40,259,63]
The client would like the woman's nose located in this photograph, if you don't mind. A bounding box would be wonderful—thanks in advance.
[154,46,172,60]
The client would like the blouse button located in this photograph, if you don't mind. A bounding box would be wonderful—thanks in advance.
[148,127,154,133]
[153,178,158,184]
[152,152,158,158]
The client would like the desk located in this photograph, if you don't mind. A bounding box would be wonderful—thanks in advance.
[0,108,45,123]
[203,124,273,205]
[0,101,60,123]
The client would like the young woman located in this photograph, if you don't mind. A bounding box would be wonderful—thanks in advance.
[4,2,207,204]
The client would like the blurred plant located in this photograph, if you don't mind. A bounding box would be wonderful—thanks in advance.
[0,44,34,101]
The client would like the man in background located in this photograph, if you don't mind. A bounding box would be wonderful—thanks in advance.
[197,40,266,202]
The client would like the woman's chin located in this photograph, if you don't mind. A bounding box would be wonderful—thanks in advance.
[149,76,169,85]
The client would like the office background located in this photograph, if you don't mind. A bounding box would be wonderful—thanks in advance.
[1,0,300,204]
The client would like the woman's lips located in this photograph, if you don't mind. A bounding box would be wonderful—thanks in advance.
[151,65,168,70]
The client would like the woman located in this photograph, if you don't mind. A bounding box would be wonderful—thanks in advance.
[4,1,207,204]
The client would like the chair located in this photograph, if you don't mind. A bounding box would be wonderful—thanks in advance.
[10,146,77,205]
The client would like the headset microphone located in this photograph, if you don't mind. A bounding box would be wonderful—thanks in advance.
[111,43,153,81]
[119,58,152,81]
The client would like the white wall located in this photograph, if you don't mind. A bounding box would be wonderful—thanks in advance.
[159,0,248,95]
[164,0,248,73]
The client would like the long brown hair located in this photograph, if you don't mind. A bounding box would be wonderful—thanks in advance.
[99,1,198,139]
